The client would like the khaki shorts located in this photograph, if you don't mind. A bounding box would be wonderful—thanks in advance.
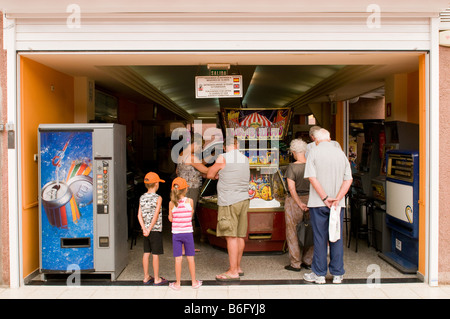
[216,199,250,238]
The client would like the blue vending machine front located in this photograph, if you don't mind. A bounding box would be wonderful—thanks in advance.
[39,123,128,280]
[381,150,419,274]
[39,129,95,272]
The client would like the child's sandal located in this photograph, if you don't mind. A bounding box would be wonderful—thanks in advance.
[192,280,203,289]
[169,282,181,290]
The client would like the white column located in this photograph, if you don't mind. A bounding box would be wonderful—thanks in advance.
[427,17,440,287]
[3,15,21,288]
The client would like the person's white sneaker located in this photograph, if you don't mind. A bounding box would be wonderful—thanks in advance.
[303,272,326,284]
[332,275,343,284]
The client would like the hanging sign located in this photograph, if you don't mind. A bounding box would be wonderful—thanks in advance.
[221,107,293,139]
[195,75,243,98]
[209,69,228,76]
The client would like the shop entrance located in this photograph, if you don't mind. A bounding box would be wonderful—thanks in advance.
[19,51,426,285]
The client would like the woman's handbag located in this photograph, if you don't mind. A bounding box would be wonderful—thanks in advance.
[297,218,314,248]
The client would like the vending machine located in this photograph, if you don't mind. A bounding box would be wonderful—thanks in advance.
[38,123,128,280]
[379,150,419,274]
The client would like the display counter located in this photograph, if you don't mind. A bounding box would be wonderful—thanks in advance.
[197,164,288,252]
[196,107,292,252]
[197,197,286,252]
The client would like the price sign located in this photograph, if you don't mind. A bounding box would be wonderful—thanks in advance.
[195,75,243,98]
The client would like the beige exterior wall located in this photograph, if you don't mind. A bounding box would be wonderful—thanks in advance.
[0,2,448,286]
[439,46,450,284]
[0,12,10,287]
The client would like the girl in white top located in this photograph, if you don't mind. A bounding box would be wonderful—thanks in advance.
[168,177,202,290]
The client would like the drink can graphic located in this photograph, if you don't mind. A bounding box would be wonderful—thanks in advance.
[66,160,91,180]
[68,175,93,208]
[41,181,80,229]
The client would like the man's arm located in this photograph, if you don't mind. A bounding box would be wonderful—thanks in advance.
[308,177,334,207]
[308,176,327,200]
[206,154,225,179]
[331,179,353,207]
[190,154,209,174]
[309,177,353,208]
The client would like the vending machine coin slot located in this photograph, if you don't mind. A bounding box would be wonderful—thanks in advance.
[99,237,110,248]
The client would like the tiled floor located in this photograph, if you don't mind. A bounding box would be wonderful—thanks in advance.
[116,227,418,282]
[5,226,449,301]
[1,282,450,299]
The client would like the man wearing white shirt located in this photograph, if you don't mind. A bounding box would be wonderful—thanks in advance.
[302,128,353,284]
[305,125,341,158]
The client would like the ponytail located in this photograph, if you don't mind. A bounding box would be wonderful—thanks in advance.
[170,185,187,207]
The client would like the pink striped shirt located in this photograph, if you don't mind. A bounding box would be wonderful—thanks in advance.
[171,197,193,234]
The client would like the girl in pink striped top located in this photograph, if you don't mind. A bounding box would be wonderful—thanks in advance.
[168,177,202,290]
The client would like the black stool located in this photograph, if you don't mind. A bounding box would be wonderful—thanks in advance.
[348,194,370,252]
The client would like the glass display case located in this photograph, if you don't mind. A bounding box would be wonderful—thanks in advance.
[197,107,292,252]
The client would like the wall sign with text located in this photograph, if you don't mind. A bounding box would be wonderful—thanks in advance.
[195,75,243,98]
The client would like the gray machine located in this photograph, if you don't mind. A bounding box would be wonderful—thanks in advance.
[38,123,128,280]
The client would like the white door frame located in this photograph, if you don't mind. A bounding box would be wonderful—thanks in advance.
[426,17,440,287]
[4,15,21,288]
[4,16,441,288]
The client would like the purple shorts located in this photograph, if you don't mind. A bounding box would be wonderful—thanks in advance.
[172,232,195,257]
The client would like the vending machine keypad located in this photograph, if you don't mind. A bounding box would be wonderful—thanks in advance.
[96,160,109,214]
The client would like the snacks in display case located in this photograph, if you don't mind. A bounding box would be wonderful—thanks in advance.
[249,174,272,201]
[220,107,292,208]
[247,170,288,208]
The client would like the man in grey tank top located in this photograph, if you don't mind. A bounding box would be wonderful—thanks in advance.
[207,135,250,282]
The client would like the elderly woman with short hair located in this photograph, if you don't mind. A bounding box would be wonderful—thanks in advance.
[284,138,314,272]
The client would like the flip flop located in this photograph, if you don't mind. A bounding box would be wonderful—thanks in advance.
[215,273,240,282]
[169,282,181,291]
[153,277,168,286]
[143,276,154,285]
[192,280,203,289]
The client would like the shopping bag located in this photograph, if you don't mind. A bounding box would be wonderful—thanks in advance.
[328,206,341,242]
[297,218,314,248]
